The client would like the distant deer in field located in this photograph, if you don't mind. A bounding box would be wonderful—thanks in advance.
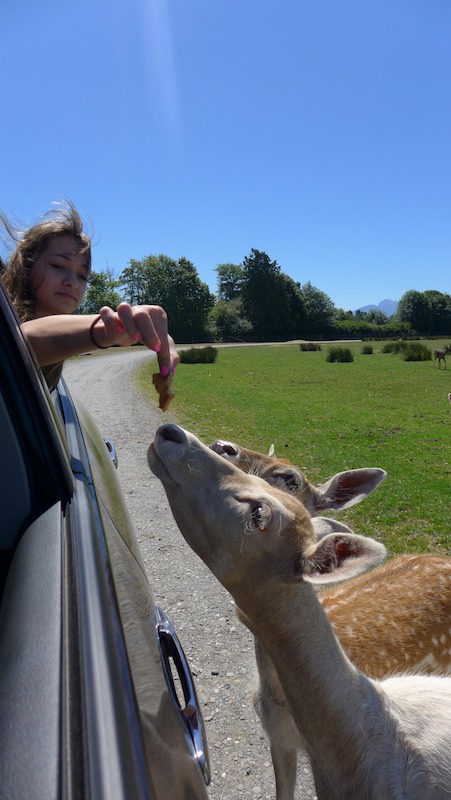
[211,438,451,799]
[434,344,451,368]
[148,424,451,800]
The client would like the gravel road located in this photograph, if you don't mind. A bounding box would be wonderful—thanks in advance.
[63,349,317,800]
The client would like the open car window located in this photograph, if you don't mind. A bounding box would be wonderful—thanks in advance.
[0,279,73,554]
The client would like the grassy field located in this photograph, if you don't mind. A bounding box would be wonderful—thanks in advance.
[138,340,451,556]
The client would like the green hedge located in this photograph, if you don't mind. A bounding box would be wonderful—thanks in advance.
[178,346,218,364]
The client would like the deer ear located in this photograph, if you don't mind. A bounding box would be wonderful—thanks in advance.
[302,533,386,585]
[311,516,354,540]
[313,468,387,512]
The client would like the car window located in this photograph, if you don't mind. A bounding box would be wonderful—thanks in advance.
[0,280,72,570]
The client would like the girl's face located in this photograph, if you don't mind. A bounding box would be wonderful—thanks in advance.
[31,235,90,317]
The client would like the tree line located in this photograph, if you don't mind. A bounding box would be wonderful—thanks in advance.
[80,248,451,343]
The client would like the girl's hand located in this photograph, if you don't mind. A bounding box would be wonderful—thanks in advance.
[98,303,179,375]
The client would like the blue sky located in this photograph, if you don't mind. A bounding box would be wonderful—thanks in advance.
[1,0,450,312]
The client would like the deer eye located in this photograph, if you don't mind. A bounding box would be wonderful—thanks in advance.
[247,502,271,532]
[272,470,303,494]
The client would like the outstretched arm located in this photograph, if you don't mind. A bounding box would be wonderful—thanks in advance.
[21,303,179,375]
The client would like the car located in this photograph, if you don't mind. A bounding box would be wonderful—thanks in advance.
[0,278,210,799]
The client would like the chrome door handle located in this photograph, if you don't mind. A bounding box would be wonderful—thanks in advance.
[154,607,211,784]
[103,438,118,468]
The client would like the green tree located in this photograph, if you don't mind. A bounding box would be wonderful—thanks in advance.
[333,308,354,321]
[301,282,335,338]
[240,249,305,340]
[215,263,244,301]
[423,290,451,335]
[278,273,307,340]
[396,289,451,335]
[396,290,430,333]
[366,309,389,325]
[163,257,216,342]
[79,269,123,314]
[119,254,215,342]
[119,256,173,306]
[209,298,252,342]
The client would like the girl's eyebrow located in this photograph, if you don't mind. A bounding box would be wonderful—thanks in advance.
[48,251,89,272]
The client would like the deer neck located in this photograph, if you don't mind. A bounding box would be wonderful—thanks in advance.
[235,578,384,784]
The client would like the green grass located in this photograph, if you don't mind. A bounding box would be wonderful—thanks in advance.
[138,341,451,556]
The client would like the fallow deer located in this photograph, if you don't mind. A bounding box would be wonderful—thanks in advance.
[434,344,451,369]
[211,438,451,799]
[148,424,451,800]
[210,439,386,517]
[244,553,451,800]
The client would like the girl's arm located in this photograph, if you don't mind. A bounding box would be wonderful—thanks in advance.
[21,303,179,375]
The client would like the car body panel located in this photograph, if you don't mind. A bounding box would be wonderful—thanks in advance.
[0,279,210,799]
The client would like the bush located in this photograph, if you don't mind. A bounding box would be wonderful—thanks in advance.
[178,346,218,364]
[382,341,405,354]
[401,343,432,362]
[300,342,322,351]
[361,345,373,355]
[326,347,354,363]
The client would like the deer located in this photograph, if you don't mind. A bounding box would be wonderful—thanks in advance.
[210,438,451,799]
[209,439,387,519]
[434,344,451,369]
[148,424,451,800]
[210,440,451,800]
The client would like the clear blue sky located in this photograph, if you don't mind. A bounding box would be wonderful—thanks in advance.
[1,0,450,312]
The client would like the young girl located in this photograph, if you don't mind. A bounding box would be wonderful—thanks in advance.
[1,202,178,390]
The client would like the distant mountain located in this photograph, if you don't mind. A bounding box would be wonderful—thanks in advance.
[356,299,398,317]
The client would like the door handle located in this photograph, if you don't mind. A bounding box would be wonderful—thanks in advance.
[154,606,211,785]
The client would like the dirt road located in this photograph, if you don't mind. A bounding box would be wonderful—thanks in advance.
[63,350,317,800]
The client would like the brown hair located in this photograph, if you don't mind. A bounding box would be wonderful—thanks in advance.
[0,200,92,321]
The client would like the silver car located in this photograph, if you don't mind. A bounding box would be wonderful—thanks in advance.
[0,279,210,799]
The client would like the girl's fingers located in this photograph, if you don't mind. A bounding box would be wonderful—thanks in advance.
[99,306,123,343]
[117,304,172,366]
[99,304,176,373]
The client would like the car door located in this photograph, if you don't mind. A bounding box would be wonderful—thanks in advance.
[0,280,210,799]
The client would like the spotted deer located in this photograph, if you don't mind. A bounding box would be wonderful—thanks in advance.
[148,424,451,800]
[211,438,451,799]
[434,344,451,369]
[243,553,451,800]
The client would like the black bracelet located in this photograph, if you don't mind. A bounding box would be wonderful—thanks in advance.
[89,315,110,349]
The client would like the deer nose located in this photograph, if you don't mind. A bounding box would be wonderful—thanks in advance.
[210,440,239,457]
[157,424,187,444]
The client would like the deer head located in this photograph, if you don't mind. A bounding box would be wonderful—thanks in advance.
[148,425,386,600]
[209,439,386,515]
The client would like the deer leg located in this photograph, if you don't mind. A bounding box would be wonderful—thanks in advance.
[271,741,298,800]
[253,638,303,800]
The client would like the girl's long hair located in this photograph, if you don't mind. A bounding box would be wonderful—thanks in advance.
[0,200,92,321]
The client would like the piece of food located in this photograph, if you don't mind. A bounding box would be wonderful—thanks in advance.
[152,372,175,411]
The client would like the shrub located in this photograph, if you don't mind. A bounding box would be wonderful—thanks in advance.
[401,343,432,362]
[178,346,218,364]
[382,341,405,354]
[361,345,373,355]
[326,347,354,363]
[300,342,322,351]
